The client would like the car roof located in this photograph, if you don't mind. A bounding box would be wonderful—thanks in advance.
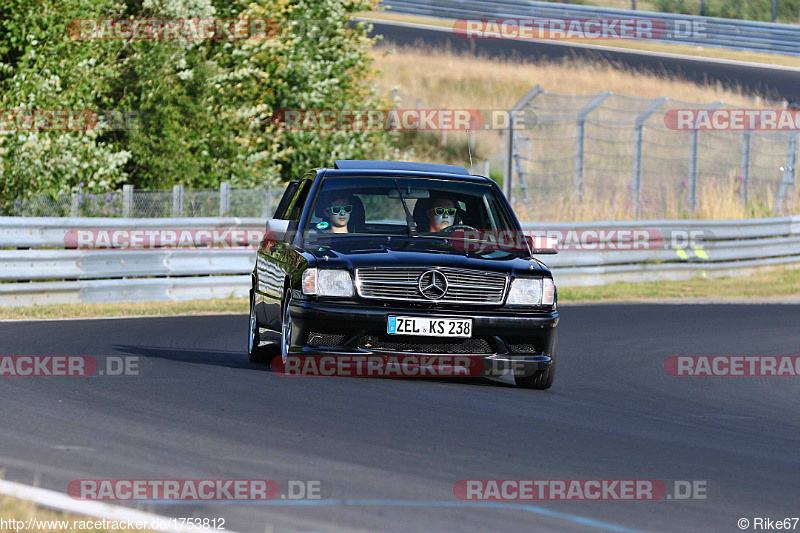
[334,160,470,175]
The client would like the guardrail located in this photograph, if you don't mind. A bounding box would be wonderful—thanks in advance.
[0,217,261,307]
[381,0,800,56]
[522,216,800,286]
[1,215,799,306]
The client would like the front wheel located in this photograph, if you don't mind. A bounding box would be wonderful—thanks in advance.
[514,334,557,390]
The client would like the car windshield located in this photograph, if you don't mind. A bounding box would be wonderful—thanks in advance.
[302,176,516,242]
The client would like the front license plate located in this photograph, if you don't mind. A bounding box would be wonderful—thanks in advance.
[387,316,472,338]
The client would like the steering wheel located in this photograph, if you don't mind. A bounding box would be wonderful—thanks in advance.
[437,224,478,236]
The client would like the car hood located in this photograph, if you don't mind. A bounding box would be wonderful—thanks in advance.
[305,236,548,276]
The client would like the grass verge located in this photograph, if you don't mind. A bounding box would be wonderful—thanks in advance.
[0,297,248,320]
[1,268,799,320]
[558,266,800,301]
[0,494,155,532]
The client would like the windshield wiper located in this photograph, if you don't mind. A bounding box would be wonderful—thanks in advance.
[394,179,419,237]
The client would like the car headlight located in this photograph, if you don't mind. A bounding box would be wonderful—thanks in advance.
[506,277,556,306]
[506,277,542,306]
[302,268,354,297]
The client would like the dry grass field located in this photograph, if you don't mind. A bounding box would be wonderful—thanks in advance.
[372,47,795,221]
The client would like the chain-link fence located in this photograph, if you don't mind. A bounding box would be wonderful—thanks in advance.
[13,183,280,218]
[505,87,799,221]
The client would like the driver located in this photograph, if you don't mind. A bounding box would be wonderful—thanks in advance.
[316,192,354,234]
[426,197,458,233]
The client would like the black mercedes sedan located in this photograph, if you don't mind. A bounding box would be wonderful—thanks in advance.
[248,160,559,389]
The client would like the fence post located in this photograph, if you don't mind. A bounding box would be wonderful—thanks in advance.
[122,185,133,218]
[70,193,81,217]
[688,101,722,212]
[775,132,799,215]
[220,182,230,217]
[740,131,751,205]
[632,97,668,218]
[484,159,490,177]
[574,91,612,202]
[504,118,515,200]
[504,85,544,201]
[265,187,274,218]
[172,184,184,217]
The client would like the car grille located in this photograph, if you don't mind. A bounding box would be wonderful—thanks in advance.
[355,267,508,304]
[507,343,539,354]
[358,334,492,354]
[306,331,346,347]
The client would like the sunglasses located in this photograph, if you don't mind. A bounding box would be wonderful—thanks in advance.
[432,207,457,216]
[326,204,352,215]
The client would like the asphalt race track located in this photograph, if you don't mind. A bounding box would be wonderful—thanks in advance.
[371,21,800,104]
[1,304,799,532]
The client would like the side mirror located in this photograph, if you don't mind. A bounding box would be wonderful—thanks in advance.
[265,219,290,243]
[526,235,558,255]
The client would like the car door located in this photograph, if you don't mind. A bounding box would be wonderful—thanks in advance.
[258,176,314,332]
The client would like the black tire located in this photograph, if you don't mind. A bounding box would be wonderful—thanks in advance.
[514,333,557,390]
[280,288,293,362]
[248,290,277,363]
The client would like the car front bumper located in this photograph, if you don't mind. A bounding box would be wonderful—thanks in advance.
[287,296,558,378]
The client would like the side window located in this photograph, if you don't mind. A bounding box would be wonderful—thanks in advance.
[273,180,299,219]
[285,178,313,222]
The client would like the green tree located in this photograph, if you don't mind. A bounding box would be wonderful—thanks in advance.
[0,0,395,213]
[0,0,130,213]
[215,0,397,185]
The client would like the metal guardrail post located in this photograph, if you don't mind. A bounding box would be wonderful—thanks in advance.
[775,132,799,215]
[632,97,668,218]
[220,182,230,217]
[741,131,751,205]
[122,185,133,218]
[688,101,723,213]
[574,91,612,202]
[173,185,184,217]
[504,85,544,201]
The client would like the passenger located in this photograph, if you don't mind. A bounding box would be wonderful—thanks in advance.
[316,192,354,234]
[426,197,458,232]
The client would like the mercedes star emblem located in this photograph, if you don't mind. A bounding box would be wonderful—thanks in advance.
[418,270,448,300]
